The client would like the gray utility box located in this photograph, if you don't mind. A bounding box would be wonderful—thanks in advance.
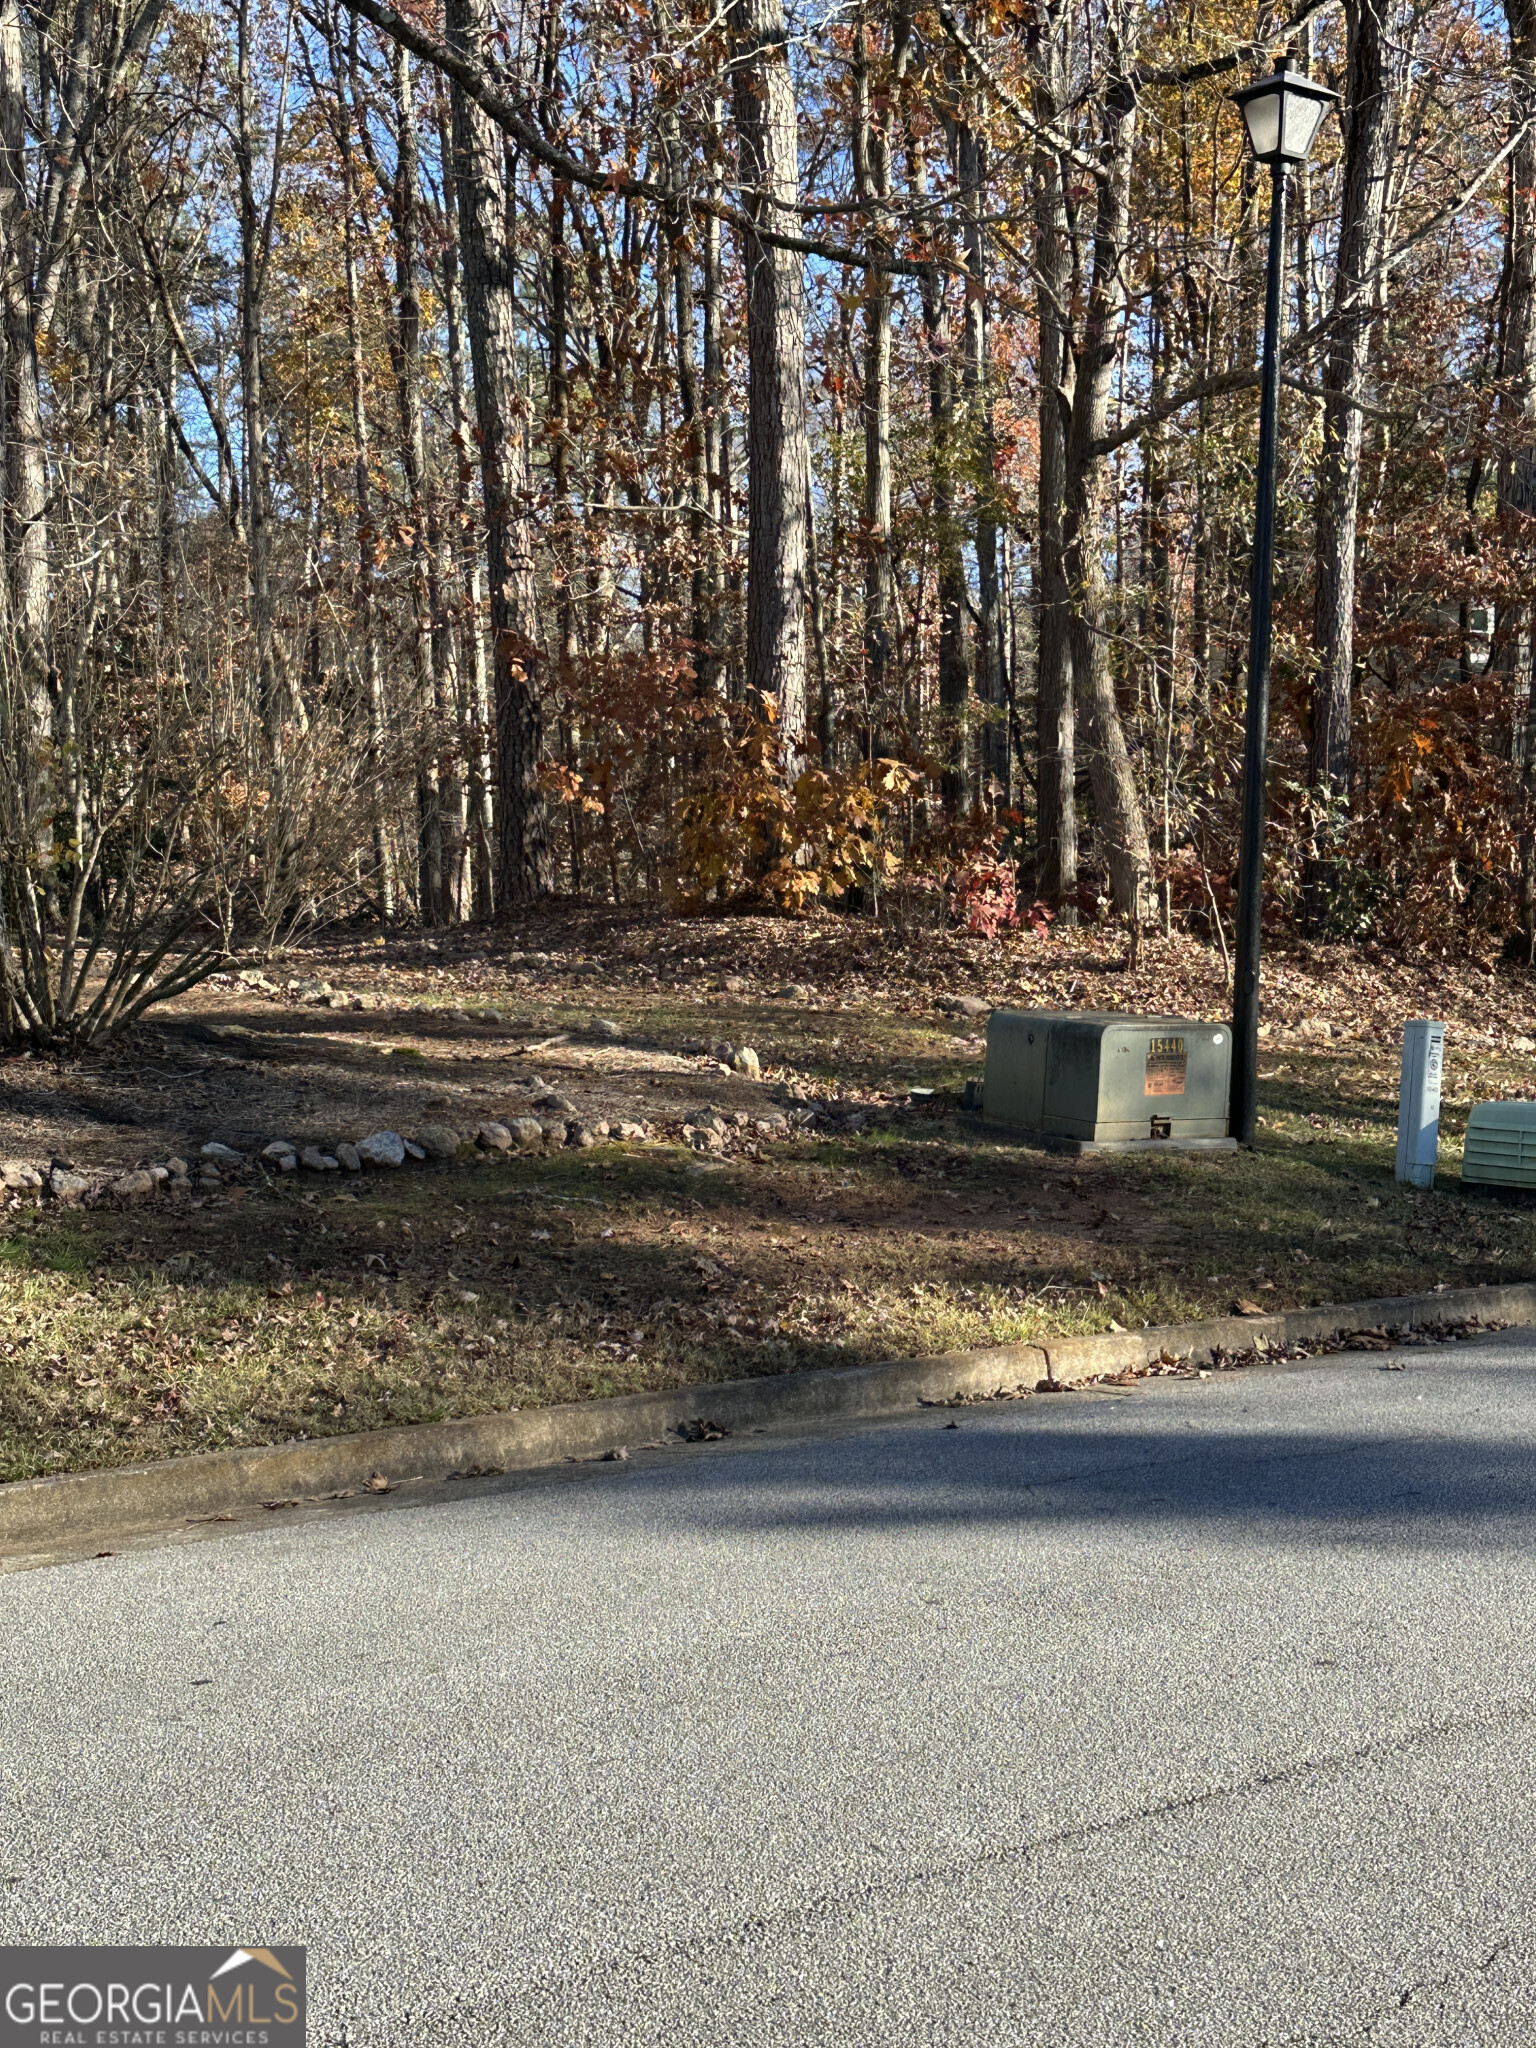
[982,1010,1235,1152]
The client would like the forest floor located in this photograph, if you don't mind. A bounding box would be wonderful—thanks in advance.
[4,905,1536,1484]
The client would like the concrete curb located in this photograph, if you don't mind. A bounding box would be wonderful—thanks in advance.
[3,1280,1532,1555]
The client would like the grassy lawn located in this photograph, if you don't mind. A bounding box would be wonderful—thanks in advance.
[3,980,1534,1485]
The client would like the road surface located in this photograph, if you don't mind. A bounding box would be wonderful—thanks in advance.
[3,1330,1535,2045]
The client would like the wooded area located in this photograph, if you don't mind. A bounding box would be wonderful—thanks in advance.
[0,0,1530,1044]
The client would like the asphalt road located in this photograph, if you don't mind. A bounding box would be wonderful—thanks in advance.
[4,1329,1536,2047]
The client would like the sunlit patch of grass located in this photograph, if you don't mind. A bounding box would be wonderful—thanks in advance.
[0,1225,94,1277]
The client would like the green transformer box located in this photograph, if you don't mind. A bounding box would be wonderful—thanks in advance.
[1461,1100,1536,1188]
[980,1010,1235,1152]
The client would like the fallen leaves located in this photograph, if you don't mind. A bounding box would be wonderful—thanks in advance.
[677,1417,730,1442]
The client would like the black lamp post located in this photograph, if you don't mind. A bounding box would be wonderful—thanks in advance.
[1227,57,1338,1147]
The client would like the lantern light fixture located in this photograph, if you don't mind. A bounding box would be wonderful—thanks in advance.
[1233,56,1338,166]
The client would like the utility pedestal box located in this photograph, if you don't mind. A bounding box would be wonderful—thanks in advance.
[1395,1020,1445,1189]
[980,1010,1235,1153]
[1460,1099,1536,1188]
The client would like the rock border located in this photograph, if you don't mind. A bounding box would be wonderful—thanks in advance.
[4,1280,1535,1558]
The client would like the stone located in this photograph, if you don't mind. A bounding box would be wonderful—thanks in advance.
[403,1139,426,1161]
[414,1123,462,1161]
[48,1166,90,1200]
[335,1143,362,1174]
[299,1147,338,1172]
[938,994,990,1019]
[539,1121,566,1144]
[615,1121,647,1143]
[685,1124,724,1154]
[510,1117,546,1150]
[201,1141,245,1164]
[730,1046,761,1079]
[262,1140,297,1165]
[1296,1016,1332,1042]
[108,1170,158,1203]
[477,1009,505,1025]
[356,1130,407,1168]
[166,1157,188,1177]
[477,1122,513,1152]
[0,1161,42,1190]
[449,1009,474,1026]
[566,1122,597,1148]
[149,1166,170,1183]
[722,975,747,994]
[589,1018,622,1041]
[533,1092,576,1115]
[778,983,812,1002]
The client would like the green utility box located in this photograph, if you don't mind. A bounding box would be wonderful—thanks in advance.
[1461,1100,1536,1187]
[981,1010,1235,1152]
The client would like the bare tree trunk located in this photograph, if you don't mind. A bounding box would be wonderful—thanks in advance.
[1504,0,1536,954]
[547,179,583,816]
[1062,77,1153,923]
[806,473,832,760]
[437,93,495,918]
[852,7,906,755]
[908,112,969,814]
[959,108,1004,811]
[387,42,450,924]
[236,0,283,804]
[701,92,736,698]
[335,24,394,917]
[1306,0,1405,926]
[0,0,50,755]
[446,0,550,902]
[1032,45,1076,919]
[730,0,808,774]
